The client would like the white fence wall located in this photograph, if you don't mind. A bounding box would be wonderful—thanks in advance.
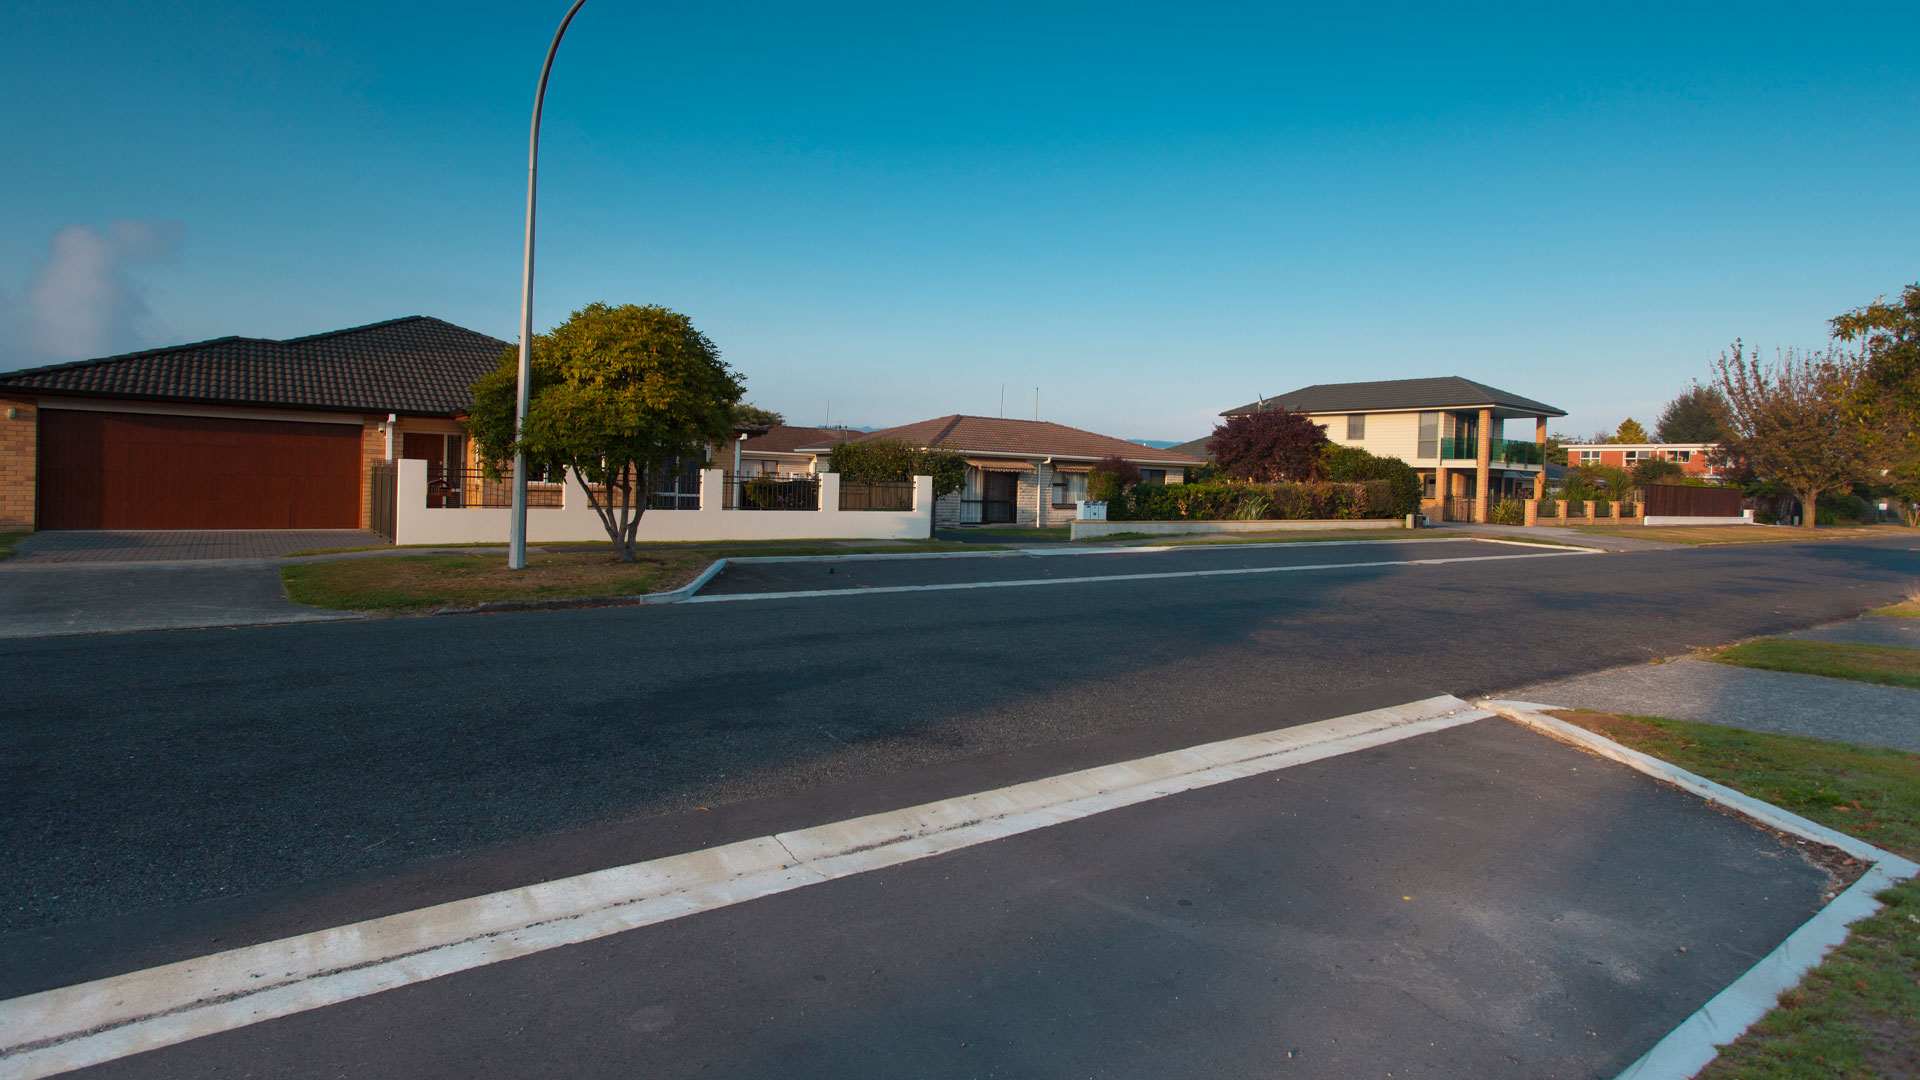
[393,460,932,546]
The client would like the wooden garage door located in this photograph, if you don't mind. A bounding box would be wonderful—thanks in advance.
[38,410,362,530]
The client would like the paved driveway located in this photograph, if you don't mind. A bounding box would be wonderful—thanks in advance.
[10,529,385,564]
[0,562,359,638]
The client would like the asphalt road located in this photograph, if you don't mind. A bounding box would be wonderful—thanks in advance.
[2,537,1910,942]
[4,534,1913,1077]
[62,719,1829,1080]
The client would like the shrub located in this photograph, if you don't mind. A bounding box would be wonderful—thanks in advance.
[1592,497,1612,516]
[1490,499,1524,525]
[1106,480,1395,521]
[1565,499,1587,516]
[1320,445,1423,517]
[830,438,966,502]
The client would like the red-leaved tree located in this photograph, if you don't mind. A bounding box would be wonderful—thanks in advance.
[1207,410,1329,482]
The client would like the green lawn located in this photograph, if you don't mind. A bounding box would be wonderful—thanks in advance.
[947,526,1073,542]
[1570,525,1893,546]
[1149,529,1453,547]
[0,531,26,561]
[1550,711,1920,1080]
[1712,638,1920,691]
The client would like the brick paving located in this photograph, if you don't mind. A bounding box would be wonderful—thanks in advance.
[7,530,386,565]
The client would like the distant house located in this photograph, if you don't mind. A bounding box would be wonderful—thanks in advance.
[720,425,861,477]
[795,415,1203,528]
[1560,441,1723,480]
[1164,436,1213,462]
[1218,376,1566,523]
[0,316,507,531]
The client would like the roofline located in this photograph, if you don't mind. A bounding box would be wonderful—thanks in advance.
[1562,442,1720,450]
[1220,403,1569,418]
[2,386,465,418]
[789,442,1200,465]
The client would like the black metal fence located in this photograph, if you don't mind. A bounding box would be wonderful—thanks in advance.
[839,480,915,511]
[426,462,565,509]
[369,461,397,540]
[724,473,820,510]
[1642,484,1743,518]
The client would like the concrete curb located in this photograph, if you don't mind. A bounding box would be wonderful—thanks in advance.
[1478,699,1920,1080]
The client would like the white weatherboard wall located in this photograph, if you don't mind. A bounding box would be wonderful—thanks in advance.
[393,461,932,545]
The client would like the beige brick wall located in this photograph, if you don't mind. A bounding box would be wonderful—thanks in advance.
[0,396,37,530]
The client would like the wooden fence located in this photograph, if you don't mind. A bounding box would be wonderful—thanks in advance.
[1641,484,1742,518]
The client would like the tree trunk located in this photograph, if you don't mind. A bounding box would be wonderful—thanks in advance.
[1797,488,1819,530]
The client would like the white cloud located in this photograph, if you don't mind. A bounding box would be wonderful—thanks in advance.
[1,220,183,370]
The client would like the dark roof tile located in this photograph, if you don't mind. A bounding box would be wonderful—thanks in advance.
[1222,377,1565,418]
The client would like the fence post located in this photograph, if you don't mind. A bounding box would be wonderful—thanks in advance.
[913,475,934,538]
[699,469,724,517]
[819,472,842,515]
[1523,499,1537,526]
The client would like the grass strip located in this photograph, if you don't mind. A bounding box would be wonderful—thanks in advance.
[1571,525,1894,546]
[1547,711,1919,1079]
[1712,638,1920,691]
[1144,529,1450,547]
[281,551,708,612]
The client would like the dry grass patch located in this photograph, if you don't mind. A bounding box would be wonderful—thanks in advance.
[1871,586,1920,618]
[282,550,708,613]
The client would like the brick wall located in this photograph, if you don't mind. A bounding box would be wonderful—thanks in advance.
[0,397,36,529]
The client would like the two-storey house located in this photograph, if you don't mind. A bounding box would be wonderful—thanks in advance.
[1217,377,1566,524]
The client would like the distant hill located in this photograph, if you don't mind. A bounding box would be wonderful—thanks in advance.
[1128,439,1181,449]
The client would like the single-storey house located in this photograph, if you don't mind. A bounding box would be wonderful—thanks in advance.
[0,316,509,531]
[794,415,1204,528]
[720,425,861,477]
[1217,377,1567,523]
[1560,441,1724,479]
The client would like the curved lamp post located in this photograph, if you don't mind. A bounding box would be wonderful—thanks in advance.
[509,0,589,570]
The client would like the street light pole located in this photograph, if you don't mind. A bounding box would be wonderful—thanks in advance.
[510,0,589,571]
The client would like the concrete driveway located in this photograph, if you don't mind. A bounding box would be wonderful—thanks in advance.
[9,529,384,564]
[0,560,360,638]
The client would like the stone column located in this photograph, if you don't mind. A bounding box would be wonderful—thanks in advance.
[1523,499,1538,526]
[1475,407,1493,524]
[1533,416,1548,500]
[1434,466,1450,521]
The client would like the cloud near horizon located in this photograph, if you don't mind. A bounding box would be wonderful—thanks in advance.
[0,220,183,370]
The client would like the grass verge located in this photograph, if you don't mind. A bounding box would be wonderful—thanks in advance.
[1711,639,1920,691]
[1145,529,1449,547]
[1547,710,1919,1079]
[0,531,26,561]
[281,550,708,612]
[1571,525,1894,546]
[1870,588,1920,618]
[945,526,1073,542]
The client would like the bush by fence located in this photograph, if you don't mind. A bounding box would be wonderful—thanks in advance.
[1106,480,1397,522]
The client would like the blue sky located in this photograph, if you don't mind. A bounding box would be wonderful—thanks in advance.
[2,2,1916,442]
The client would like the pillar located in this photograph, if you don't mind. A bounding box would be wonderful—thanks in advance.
[1475,407,1493,524]
[1434,466,1449,521]
[1533,416,1548,500]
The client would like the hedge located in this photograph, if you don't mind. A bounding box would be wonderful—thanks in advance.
[1106,480,1397,521]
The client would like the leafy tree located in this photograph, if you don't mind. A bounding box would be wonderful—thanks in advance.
[1085,456,1143,502]
[466,303,742,561]
[1631,458,1686,486]
[1207,410,1329,482]
[1610,418,1650,444]
[1655,387,1727,443]
[1708,340,1875,531]
[1544,431,1573,467]
[733,403,785,428]
[827,437,966,503]
[1830,282,1920,425]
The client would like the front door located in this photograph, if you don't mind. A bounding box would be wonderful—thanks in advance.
[982,471,1017,524]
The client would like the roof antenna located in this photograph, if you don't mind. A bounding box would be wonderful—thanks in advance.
[1000,383,1005,418]
[1034,387,1039,421]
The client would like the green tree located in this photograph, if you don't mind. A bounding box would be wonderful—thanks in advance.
[1654,387,1727,443]
[1611,418,1650,444]
[827,438,966,504]
[1708,340,1875,531]
[1544,431,1573,467]
[466,303,743,561]
[1209,410,1330,482]
[733,403,785,428]
[1831,282,1920,423]
[1631,458,1685,486]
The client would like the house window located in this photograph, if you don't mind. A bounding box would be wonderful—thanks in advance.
[1580,450,1602,462]
[1140,469,1166,485]
[1051,472,1089,507]
[1347,414,1366,440]
[1417,412,1439,458]
[1672,450,1691,462]
[1624,450,1643,462]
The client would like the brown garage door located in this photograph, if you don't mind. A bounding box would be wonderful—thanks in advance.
[38,410,362,529]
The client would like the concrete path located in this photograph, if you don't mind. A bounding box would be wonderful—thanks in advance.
[10,529,384,564]
[0,562,359,638]
[1519,654,1920,751]
[1784,614,1920,649]
[1443,522,1688,552]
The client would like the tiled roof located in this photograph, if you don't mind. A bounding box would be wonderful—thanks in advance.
[0,316,511,416]
[796,415,1204,466]
[1166,436,1214,461]
[741,425,861,454]
[1222,377,1565,418]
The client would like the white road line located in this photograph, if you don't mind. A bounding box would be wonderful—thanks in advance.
[1479,701,1920,1080]
[687,546,1595,603]
[0,696,1488,1080]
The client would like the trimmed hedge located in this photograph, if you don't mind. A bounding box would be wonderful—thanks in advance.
[1319,444,1423,518]
[1106,480,1397,521]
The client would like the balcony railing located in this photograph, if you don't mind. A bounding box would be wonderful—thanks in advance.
[1438,437,1543,466]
